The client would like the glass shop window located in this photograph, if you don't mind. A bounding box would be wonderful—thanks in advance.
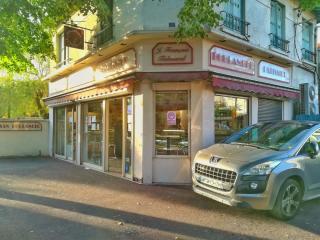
[155,92,189,156]
[215,95,249,142]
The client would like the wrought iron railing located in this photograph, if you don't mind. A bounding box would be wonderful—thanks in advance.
[269,33,289,52]
[301,48,316,63]
[221,11,250,37]
[94,25,113,48]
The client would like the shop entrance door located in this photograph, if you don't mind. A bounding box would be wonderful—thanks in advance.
[66,105,77,161]
[108,98,124,174]
[107,97,133,178]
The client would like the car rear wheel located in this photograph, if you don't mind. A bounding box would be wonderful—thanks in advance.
[271,179,302,220]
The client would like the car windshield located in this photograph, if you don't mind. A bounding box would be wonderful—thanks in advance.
[224,122,315,151]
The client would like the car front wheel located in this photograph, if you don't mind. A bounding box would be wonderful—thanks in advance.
[271,179,303,220]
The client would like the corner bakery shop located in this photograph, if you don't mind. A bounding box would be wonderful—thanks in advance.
[45,40,300,184]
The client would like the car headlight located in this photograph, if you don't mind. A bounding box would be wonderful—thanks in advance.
[243,161,281,176]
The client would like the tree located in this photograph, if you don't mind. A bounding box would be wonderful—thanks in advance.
[175,0,320,39]
[0,73,48,119]
[0,0,111,73]
[0,57,49,118]
[0,0,319,73]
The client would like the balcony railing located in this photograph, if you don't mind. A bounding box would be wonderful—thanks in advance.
[221,11,250,37]
[301,48,316,63]
[269,33,289,52]
[94,25,113,49]
[55,58,72,69]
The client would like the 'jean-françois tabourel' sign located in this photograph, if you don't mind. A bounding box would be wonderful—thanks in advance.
[0,121,42,131]
[152,42,193,65]
[209,46,255,75]
[259,61,290,83]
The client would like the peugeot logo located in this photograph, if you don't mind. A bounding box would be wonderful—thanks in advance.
[209,155,222,164]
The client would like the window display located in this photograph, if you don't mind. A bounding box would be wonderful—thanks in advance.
[215,95,249,142]
[155,92,189,156]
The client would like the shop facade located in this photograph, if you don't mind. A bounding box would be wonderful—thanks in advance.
[46,38,308,184]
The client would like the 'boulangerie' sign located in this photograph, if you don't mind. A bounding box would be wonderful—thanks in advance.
[209,46,255,75]
[0,121,42,131]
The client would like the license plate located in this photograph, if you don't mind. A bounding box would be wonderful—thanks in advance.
[199,176,224,189]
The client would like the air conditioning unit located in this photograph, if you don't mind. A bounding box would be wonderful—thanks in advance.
[300,83,317,115]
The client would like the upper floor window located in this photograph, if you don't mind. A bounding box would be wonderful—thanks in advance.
[270,1,289,52]
[58,32,69,66]
[270,0,285,38]
[224,0,243,19]
[302,20,315,62]
[95,0,113,48]
[222,0,249,37]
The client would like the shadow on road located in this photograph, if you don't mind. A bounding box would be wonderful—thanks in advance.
[0,189,267,240]
[0,157,319,238]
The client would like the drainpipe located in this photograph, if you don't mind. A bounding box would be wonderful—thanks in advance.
[313,7,320,114]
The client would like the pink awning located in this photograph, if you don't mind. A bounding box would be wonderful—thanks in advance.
[212,77,300,99]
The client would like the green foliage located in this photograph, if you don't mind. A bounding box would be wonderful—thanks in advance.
[0,0,111,73]
[0,74,48,118]
[175,0,227,40]
[299,0,320,10]
[0,0,319,73]
[175,0,320,40]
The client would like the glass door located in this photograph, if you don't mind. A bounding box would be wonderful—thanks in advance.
[108,98,123,174]
[82,101,104,168]
[66,105,76,160]
[125,97,133,178]
[55,107,66,157]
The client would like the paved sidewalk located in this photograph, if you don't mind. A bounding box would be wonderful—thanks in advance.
[0,158,319,240]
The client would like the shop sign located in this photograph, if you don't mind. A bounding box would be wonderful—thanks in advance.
[0,121,42,131]
[259,61,290,83]
[95,49,136,81]
[209,47,255,75]
[44,79,133,106]
[64,26,84,50]
[152,42,193,65]
[167,111,176,125]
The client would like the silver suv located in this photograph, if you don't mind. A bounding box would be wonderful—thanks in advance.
[192,121,320,220]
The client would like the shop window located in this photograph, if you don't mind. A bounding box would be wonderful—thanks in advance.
[54,106,77,159]
[215,95,249,142]
[155,92,189,156]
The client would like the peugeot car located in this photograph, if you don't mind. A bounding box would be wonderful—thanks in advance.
[192,121,320,220]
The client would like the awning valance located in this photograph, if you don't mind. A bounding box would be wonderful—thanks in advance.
[44,79,133,106]
[212,77,299,99]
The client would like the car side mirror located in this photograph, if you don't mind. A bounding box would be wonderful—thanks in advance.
[308,141,320,158]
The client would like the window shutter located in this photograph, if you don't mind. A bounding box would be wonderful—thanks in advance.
[270,1,277,35]
[224,0,232,14]
[233,0,242,18]
[302,22,311,50]
[276,4,283,37]
[258,99,283,122]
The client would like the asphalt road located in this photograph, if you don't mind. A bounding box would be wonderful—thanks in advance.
[0,158,319,240]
